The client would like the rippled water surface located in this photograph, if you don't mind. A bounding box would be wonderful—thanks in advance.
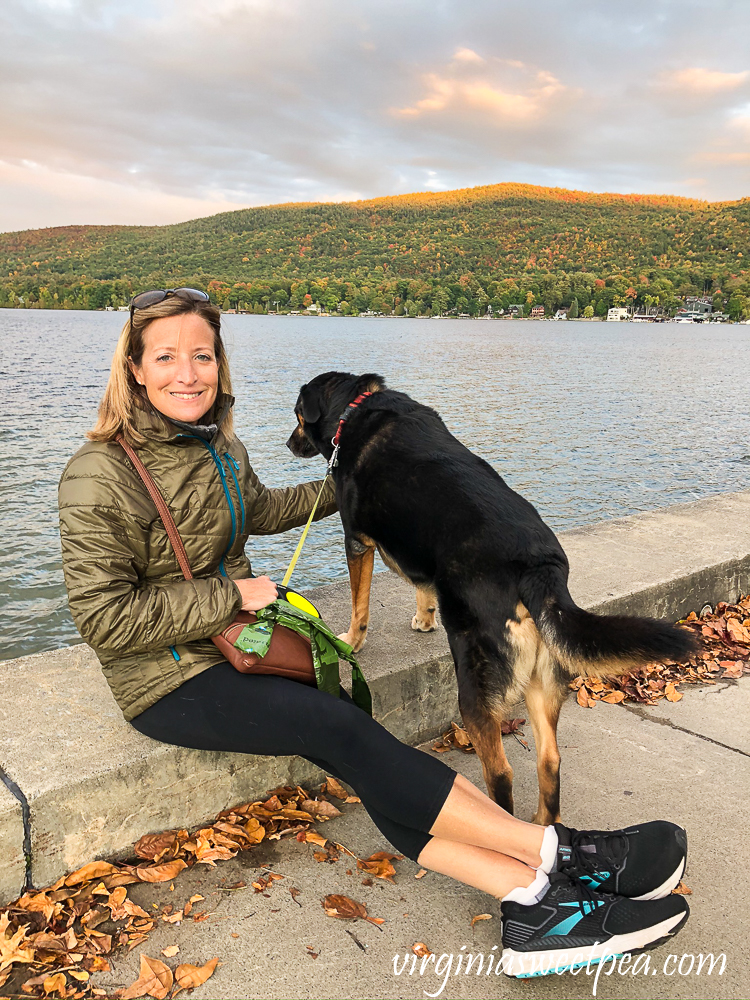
[2,310,749,660]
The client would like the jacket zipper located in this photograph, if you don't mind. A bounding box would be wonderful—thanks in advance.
[177,435,240,577]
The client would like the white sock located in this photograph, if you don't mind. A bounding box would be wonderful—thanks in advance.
[503,868,549,905]
[537,825,559,873]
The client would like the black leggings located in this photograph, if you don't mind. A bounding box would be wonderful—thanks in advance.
[130,662,457,861]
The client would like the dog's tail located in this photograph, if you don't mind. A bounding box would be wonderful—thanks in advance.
[519,563,696,677]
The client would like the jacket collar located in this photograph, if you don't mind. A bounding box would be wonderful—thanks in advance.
[132,392,235,448]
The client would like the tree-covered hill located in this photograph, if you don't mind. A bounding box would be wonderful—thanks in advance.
[1,182,749,318]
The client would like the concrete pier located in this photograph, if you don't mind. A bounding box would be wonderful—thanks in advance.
[1,490,749,903]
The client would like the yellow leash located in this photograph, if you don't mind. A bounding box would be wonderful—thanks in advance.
[281,475,330,587]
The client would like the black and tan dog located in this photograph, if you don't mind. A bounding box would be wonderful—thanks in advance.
[287,372,695,824]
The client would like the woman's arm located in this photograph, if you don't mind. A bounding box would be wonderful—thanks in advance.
[246,466,338,535]
[59,484,242,655]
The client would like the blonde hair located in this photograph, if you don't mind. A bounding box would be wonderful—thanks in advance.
[88,296,234,446]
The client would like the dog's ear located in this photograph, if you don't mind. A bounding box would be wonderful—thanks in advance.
[299,383,322,424]
[357,373,386,394]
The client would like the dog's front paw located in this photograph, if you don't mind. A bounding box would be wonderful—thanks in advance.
[338,628,367,652]
[411,614,436,633]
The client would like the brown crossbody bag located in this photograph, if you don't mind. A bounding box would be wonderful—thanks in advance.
[117,435,316,684]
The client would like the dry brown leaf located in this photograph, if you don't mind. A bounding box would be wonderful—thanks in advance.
[189,894,204,904]
[664,682,683,702]
[601,691,626,704]
[301,799,342,820]
[298,830,328,848]
[121,954,173,1000]
[322,776,349,799]
[322,894,384,926]
[0,913,35,972]
[172,957,219,997]
[161,945,180,958]
[107,885,128,919]
[63,862,120,887]
[356,858,396,882]
[133,832,179,861]
[131,860,188,883]
[412,942,432,958]
[500,718,526,735]
[415,869,428,879]
[470,913,493,929]
[577,686,596,709]
[42,972,68,997]
[672,881,693,895]
[289,887,302,906]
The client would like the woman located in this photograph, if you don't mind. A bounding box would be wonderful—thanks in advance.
[58,288,689,978]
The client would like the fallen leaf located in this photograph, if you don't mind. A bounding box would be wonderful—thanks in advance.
[42,973,67,997]
[415,869,428,879]
[322,894,384,926]
[500,718,526,734]
[470,913,493,929]
[601,691,626,704]
[577,686,596,709]
[322,776,349,799]
[162,945,180,958]
[130,860,188,883]
[64,862,120,887]
[289,887,302,906]
[357,857,397,882]
[173,957,218,997]
[189,894,204,904]
[664,682,683,702]
[298,830,328,848]
[0,913,35,972]
[672,881,693,895]
[412,942,432,957]
[133,832,179,861]
[121,954,173,999]
[301,799,342,820]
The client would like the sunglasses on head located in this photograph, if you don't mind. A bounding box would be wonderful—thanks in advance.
[129,287,210,314]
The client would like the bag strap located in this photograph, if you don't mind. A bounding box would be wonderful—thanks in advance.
[116,434,193,581]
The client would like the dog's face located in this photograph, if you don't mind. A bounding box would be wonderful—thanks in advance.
[286,371,385,458]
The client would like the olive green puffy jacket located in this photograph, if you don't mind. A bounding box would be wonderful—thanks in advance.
[58,396,337,721]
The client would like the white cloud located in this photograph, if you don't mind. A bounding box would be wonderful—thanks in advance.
[659,66,750,94]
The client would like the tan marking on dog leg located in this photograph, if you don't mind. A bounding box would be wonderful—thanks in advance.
[338,544,375,653]
[524,657,565,825]
[411,585,437,633]
[463,715,515,814]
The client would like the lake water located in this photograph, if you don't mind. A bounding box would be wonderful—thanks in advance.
[2,310,749,661]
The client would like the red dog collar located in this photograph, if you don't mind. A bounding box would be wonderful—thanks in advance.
[332,391,373,447]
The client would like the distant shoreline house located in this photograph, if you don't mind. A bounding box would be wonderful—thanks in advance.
[508,304,524,317]
[607,307,629,321]
[531,304,545,319]
[554,307,569,320]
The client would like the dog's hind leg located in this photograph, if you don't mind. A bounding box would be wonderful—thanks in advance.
[524,654,566,825]
[411,585,437,633]
[461,708,516,815]
[338,537,375,653]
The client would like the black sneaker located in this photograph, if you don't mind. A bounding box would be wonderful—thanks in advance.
[501,872,689,978]
[553,821,687,899]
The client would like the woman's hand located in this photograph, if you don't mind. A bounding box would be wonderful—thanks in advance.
[234,576,278,612]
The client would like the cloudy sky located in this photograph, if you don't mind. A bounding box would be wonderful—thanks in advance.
[1,0,749,233]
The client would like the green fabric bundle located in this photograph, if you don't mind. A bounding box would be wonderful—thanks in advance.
[232,599,372,715]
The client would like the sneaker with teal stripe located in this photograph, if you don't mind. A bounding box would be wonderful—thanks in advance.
[500,872,689,978]
[554,821,687,899]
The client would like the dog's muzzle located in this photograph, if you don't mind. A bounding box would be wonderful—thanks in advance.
[286,426,319,458]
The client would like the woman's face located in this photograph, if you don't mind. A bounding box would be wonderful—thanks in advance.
[130,313,219,424]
